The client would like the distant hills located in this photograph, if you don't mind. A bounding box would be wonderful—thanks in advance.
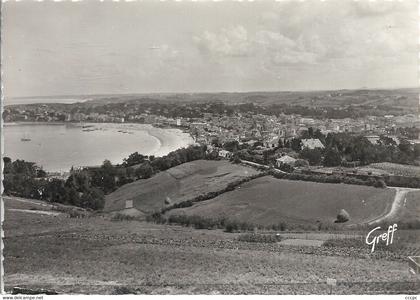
[6,87,419,109]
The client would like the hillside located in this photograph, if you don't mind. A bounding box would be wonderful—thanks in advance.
[83,88,419,109]
[391,190,420,224]
[12,88,418,111]
[4,196,419,294]
[104,160,259,214]
[168,176,396,227]
[359,163,420,177]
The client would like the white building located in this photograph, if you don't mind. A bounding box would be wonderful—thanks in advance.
[301,138,325,150]
[218,149,233,159]
[276,155,297,168]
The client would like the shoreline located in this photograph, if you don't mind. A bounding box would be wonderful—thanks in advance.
[146,127,195,155]
[4,120,195,148]
[4,121,195,173]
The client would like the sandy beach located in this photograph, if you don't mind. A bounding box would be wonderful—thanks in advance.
[3,122,195,172]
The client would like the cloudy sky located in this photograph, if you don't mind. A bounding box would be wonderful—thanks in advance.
[2,0,418,98]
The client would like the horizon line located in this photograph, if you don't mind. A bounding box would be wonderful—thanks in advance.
[5,85,419,100]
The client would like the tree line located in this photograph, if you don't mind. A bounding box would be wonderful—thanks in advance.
[222,128,419,169]
[2,144,209,210]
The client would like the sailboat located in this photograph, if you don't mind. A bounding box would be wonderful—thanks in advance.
[21,132,31,142]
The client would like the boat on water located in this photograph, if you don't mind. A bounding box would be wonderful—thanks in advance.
[21,132,31,142]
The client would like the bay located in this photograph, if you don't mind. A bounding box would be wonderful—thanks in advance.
[3,123,194,172]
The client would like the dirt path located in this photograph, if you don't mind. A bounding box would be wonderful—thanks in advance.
[368,187,418,225]
[278,238,325,247]
[7,208,61,216]
[3,196,55,209]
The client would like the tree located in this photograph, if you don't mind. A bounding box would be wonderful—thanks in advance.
[414,144,420,159]
[295,159,309,168]
[313,129,326,144]
[11,159,37,177]
[336,209,350,223]
[277,163,294,173]
[378,135,396,147]
[308,127,314,138]
[36,168,47,178]
[135,162,155,179]
[3,157,12,173]
[123,152,145,167]
[85,161,118,194]
[102,159,113,169]
[277,138,284,148]
[223,140,239,152]
[44,179,69,203]
[211,137,222,147]
[300,148,323,165]
[290,138,302,152]
[398,139,412,154]
[374,179,387,188]
[80,187,105,210]
[65,170,91,193]
[230,154,241,164]
[323,148,342,167]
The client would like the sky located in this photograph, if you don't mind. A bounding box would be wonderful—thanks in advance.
[2,0,418,98]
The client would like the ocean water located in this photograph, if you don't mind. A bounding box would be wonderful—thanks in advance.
[3,123,194,172]
[5,97,89,106]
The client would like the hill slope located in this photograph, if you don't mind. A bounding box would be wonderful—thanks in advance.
[391,190,420,224]
[168,176,396,227]
[104,160,259,213]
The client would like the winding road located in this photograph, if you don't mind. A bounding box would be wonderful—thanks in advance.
[368,187,419,225]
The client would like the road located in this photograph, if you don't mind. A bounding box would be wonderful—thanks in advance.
[368,187,418,225]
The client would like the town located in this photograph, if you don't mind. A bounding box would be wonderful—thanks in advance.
[4,90,420,174]
[3,0,420,295]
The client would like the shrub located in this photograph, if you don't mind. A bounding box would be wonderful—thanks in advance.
[146,212,167,224]
[111,213,136,221]
[335,209,350,223]
[237,233,280,243]
[67,209,89,218]
[113,286,137,295]
[323,237,403,253]
[323,237,365,248]
[374,179,387,188]
[225,221,239,233]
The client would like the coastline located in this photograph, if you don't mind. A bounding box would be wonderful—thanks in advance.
[145,126,195,156]
[4,121,69,126]
[4,121,195,150]
[3,121,195,172]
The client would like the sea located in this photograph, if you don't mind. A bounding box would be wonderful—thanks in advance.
[4,96,91,106]
[3,122,194,173]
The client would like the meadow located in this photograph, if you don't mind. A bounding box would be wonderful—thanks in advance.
[104,160,259,214]
[167,176,396,229]
[360,162,420,177]
[3,196,419,294]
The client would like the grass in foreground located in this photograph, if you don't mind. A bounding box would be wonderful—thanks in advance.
[4,196,420,295]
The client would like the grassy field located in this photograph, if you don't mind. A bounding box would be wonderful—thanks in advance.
[3,197,419,295]
[390,190,420,225]
[104,160,259,214]
[360,163,420,177]
[168,176,396,228]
